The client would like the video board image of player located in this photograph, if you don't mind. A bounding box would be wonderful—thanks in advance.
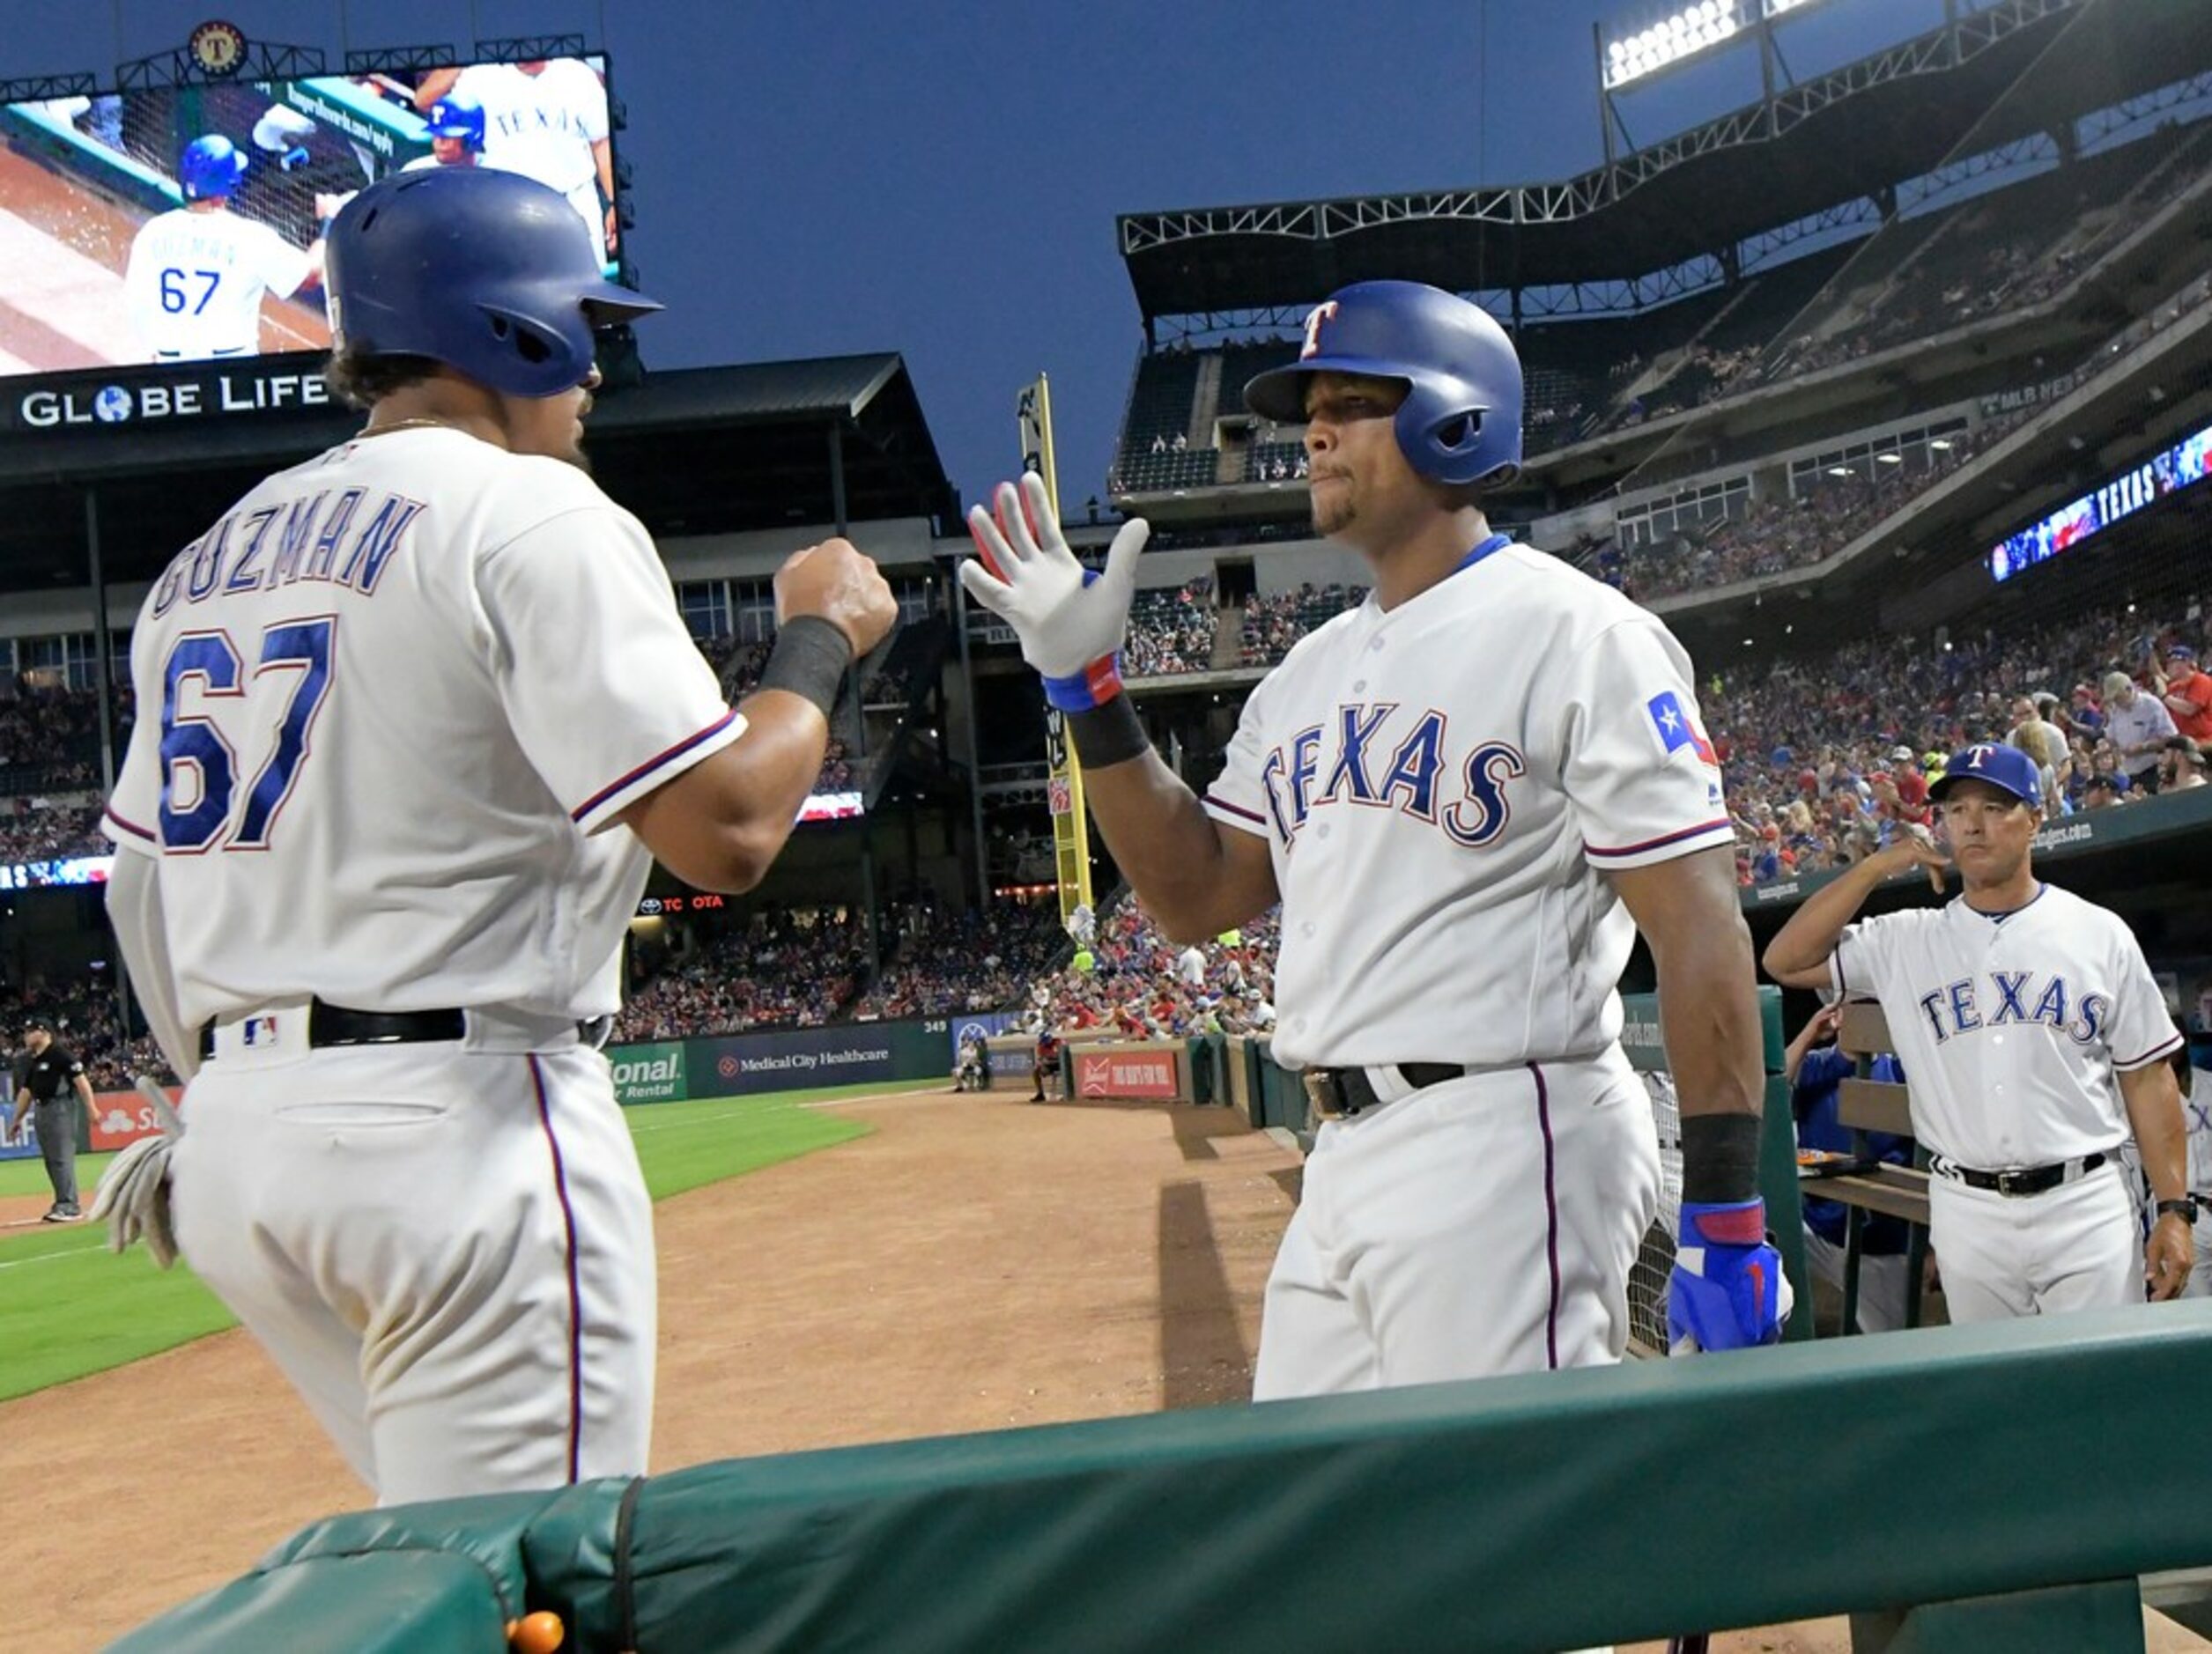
[0,55,618,374]
[1988,416,2212,584]
[411,62,618,259]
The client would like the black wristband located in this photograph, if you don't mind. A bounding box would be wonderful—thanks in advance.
[1066,696,1151,769]
[755,616,853,720]
[1680,1112,1763,1204]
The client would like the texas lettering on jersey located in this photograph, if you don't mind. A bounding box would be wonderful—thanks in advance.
[1914,971,2110,1045]
[1257,701,1524,849]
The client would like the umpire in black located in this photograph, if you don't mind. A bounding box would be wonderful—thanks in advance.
[14,1018,95,1222]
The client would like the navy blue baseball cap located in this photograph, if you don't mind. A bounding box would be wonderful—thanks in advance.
[1929,743,2041,807]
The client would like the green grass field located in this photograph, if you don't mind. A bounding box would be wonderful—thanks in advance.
[0,1082,921,1403]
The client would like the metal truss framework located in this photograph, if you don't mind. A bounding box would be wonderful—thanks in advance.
[1122,0,2079,305]
[0,72,97,102]
[344,44,462,76]
[116,40,327,91]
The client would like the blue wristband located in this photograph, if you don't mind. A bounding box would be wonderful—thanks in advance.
[1042,655,1125,712]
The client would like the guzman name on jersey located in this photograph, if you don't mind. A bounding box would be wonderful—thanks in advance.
[150,489,426,615]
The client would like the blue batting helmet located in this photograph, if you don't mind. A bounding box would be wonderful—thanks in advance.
[424,94,485,153]
[1244,280,1524,488]
[325,166,659,399]
[178,134,248,201]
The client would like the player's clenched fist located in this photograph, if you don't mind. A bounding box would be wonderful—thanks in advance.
[774,538,899,659]
[961,472,1150,708]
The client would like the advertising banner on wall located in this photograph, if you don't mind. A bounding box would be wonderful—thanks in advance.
[1075,1049,1181,1100]
[947,1010,1021,1067]
[610,1042,686,1105]
[688,1022,923,1099]
[87,1085,181,1151]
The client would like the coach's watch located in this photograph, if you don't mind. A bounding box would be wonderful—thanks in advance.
[2156,1197,2200,1226]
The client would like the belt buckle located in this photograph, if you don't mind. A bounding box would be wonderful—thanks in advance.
[1997,1169,2027,1198]
[1302,1070,1344,1120]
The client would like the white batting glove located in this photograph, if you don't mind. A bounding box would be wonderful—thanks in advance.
[87,1075,184,1270]
[960,472,1150,709]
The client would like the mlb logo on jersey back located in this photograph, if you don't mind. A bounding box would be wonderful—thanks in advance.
[1646,690,1718,766]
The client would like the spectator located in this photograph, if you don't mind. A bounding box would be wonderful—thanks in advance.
[2083,775,2124,809]
[2158,736,2208,793]
[2155,645,2212,742]
[2104,670,2179,795]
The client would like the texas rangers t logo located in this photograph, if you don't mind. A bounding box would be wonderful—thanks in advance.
[1300,300,1340,359]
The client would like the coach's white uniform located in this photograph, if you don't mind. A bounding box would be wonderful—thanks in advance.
[103,426,743,1503]
[2182,1060,2212,1299]
[1830,886,2181,1322]
[1202,538,1730,1397]
[453,61,610,255]
[124,206,314,361]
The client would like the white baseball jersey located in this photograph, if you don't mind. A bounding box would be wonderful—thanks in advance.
[124,206,314,360]
[1830,884,2181,1167]
[1201,539,1731,1071]
[454,61,609,247]
[1175,945,1207,987]
[2186,1065,2212,1193]
[102,426,743,1030]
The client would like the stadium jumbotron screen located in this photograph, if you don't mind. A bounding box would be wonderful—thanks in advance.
[1988,417,2212,584]
[0,55,619,375]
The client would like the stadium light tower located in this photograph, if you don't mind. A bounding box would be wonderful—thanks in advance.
[1594,0,1846,162]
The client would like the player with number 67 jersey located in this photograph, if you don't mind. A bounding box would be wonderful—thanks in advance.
[124,136,327,362]
[98,167,898,1508]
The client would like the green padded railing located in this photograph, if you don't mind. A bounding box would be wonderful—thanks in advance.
[116,1312,2212,1650]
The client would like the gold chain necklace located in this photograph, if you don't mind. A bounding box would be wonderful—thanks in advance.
[358,417,460,439]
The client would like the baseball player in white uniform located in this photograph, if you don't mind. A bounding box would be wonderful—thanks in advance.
[965,281,1787,1399]
[93,166,895,1506]
[1764,742,2193,1319]
[415,60,613,256]
[2178,1040,2212,1298]
[125,136,323,361]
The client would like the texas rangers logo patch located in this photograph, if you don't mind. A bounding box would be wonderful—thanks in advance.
[1646,690,1718,767]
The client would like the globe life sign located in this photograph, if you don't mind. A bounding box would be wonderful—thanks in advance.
[12,362,337,432]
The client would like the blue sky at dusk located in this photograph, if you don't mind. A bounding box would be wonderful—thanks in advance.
[18,0,1942,516]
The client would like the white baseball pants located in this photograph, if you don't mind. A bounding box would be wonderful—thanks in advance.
[1927,1161,2138,1324]
[170,1028,655,1506]
[1254,1048,1661,1400]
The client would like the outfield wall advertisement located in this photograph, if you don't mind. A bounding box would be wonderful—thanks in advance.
[608,1017,956,1106]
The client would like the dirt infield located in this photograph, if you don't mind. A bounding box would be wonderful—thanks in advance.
[2,1091,2201,1652]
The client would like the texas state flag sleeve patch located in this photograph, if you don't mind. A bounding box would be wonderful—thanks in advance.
[1646,690,1719,766]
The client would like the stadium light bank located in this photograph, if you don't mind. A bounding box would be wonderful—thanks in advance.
[1602,0,1839,92]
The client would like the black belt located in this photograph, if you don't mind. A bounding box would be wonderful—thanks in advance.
[199,1000,467,1060]
[1929,1151,2106,1198]
[198,1003,615,1059]
[1301,1061,1469,1120]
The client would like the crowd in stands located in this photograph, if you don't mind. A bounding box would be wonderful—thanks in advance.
[1026,902,1281,1043]
[692,633,874,793]
[1239,583,1371,666]
[0,680,115,794]
[1618,420,2018,600]
[0,799,105,865]
[848,900,1069,1021]
[1713,596,2212,885]
[1123,579,1218,677]
[612,907,872,1044]
[3,973,170,1092]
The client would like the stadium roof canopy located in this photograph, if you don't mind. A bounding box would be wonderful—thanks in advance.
[1118,0,2210,321]
[0,352,958,594]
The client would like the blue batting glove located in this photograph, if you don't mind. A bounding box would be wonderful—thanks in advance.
[1668,1198,1789,1353]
